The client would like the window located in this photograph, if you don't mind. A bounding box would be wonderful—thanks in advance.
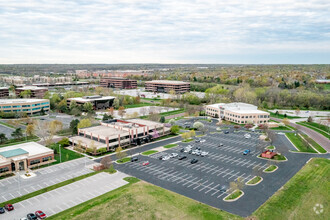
[22,105,30,107]
[3,106,11,108]
[42,156,52,162]
[12,105,21,108]
[30,159,40,165]
[0,167,9,173]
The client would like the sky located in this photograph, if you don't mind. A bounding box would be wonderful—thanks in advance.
[0,0,329,64]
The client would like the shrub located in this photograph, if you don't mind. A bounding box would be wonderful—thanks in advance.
[58,138,70,147]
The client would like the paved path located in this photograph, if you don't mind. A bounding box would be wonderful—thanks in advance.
[0,158,94,203]
[2,172,129,219]
[271,117,330,152]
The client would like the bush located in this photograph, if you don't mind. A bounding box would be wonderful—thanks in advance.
[97,148,107,154]
[170,125,180,134]
[58,138,70,147]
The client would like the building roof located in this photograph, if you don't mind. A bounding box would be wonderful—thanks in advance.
[206,102,269,114]
[0,98,49,104]
[145,80,190,85]
[0,148,28,158]
[16,86,48,90]
[0,87,9,90]
[79,125,129,139]
[68,96,116,103]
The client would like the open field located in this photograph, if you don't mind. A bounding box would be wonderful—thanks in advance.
[253,158,329,220]
[49,177,240,220]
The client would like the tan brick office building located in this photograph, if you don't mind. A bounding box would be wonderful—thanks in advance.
[100,77,137,89]
[15,86,48,98]
[145,80,190,94]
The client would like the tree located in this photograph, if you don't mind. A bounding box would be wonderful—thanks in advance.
[266,129,276,145]
[181,132,191,140]
[118,106,125,118]
[11,128,23,139]
[244,124,253,130]
[170,125,180,134]
[20,90,32,98]
[58,138,70,147]
[108,107,114,116]
[282,118,290,126]
[115,146,127,162]
[102,114,113,121]
[100,156,113,169]
[189,130,196,138]
[83,102,94,113]
[193,121,204,130]
[307,116,313,123]
[77,118,92,129]
[159,116,165,123]
[252,165,263,177]
[148,113,161,122]
[113,98,120,109]
[69,100,78,110]
[57,99,68,113]
[169,119,175,125]
[25,123,35,136]
[70,119,80,135]
[0,133,7,144]
[40,107,45,115]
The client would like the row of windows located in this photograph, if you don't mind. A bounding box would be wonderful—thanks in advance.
[1,106,49,112]
[30,159,40,165]
[0,167,9,173]
[0,102,49,109]
[42,156,52,162]
[226,113,269,119]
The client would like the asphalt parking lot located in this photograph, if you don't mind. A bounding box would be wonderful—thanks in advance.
[0,158,94,203]
[2,172,129,219]
[0,123,15,138]
[115,118,318,217]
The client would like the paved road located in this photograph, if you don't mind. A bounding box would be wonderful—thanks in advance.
[0,123,15,138]
[271,117,330,152]
[2,172,129,219]
[0,158,94,203]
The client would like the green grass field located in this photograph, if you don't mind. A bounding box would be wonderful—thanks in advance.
[141,150,158,155]
[253,158,329,220]
[52,147,84,165]
[49,177,240,220]
[182,138,194,143]
[285,133,317,153]
[297,122,330,139]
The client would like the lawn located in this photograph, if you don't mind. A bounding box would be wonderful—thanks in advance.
[254,158,329,220]
[163,144,178,149]
[297,122,330,139]
[285,133,317,153]
[0,121,16,128]
[116,157,131,164]
[49,178,241,220]
[124,103,153,108]
[224,190,243,200]
[247,176,262,185]
[141,150,158,155]
[270,126,291,130]
[269,112,301,119]
[301,134,327,153]
[264,165,277,172]
[0,135,40,148]
[52,147,84,165]
[266,145,275,150]
[182,138,194,143]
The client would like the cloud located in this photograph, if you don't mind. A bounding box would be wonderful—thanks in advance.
[0,0,329,63]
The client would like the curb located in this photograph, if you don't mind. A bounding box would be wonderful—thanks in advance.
[245,176,263,186]
[263,165,278,173]
[223,190,244,202]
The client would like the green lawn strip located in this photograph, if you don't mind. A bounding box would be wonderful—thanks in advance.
[269,112,301,119]
[270,126,291,130]
[163,144,178,149]
[264,165,277,172]
[254,158,329,220]
[0,121,17,128]
[296,122,330,139]
[0,171,99,207]
[286,125,297,130]
[225,190,243,200]
[285,133,317,153]
[141,150,158,156]
[182,138,194,143]
[141,97,162,101]
[116,157,131,164]
[247,176,262,185]
[303,121,329,133]
[123,103,153,108]
[154,133,178,141]
[48,177,240,220]
[52,147,84,165]
[266,146,275,150]
[273,154,287,161]
[0,136,40,148]
[301,134,327,153]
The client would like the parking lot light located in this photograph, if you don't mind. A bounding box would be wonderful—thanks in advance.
[59,144,62,163]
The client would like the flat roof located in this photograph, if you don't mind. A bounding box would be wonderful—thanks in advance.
[145,80,190,85]
[206,102,269,114]
[126,118,164,127]
[16,86,48,90]
[0,142,53,160]
[0,87,8,90]
[68,96,116,102]
[79,125,129,139]
[0,98,49,104]
[0,148,28,158]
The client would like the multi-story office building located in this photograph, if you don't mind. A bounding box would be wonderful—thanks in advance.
[67,95,115,110]
[205,102,270,124]
[0,87,9,98]
[15,86,48,98]
[0,99,50,115]
[0,142,54,176]
[100,77,137,89]
[145,80,190,94]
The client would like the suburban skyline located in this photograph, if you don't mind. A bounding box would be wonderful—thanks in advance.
[0,0,329,64]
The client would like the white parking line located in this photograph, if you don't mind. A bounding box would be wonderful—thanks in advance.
[205,184,220,194]
[193,180,208,190]
[199,182,214,192]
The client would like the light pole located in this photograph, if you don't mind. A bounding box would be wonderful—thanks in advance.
[59,144,62,163]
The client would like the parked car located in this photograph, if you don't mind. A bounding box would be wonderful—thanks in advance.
[4,204,14,211]
[195,146,201,150]
[171,153,178,158]
[218,143,224,147]
[158,155,163,160]
[244,134,251,139]
[195,139,201,143]
[219,185,228,193]
[224,130,229,134]
[180,148,184,153]
[27,213,38,220]
[178,155,187,160]
[142,161,150,166]
[243,149,251,155]
[192,150,197,155]
[190,158,198,164]
[35,210,46,219]
[200,139,206,143]
[162,156,170,160]
[131,157,138,162]
[0,207,5,214]
[188,149,192,154]
[201,151,208,157]
[195,151,201,156]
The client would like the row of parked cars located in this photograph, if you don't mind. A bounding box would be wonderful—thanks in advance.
[158,152,199,164]
[0,204,14,214]
[180,145,209,157]
[0,204,46,219]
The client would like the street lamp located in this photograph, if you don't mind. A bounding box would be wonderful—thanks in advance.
[59,144,62,163]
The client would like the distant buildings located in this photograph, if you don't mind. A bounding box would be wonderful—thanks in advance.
[0,99,50,115]
[205,102,270,124]
[32,82,89,87]
[15,86,48,98]
[0,142,54,176]
[67,95,115,110]
[100,77,137,89]
[75,70,152,78]
[315,79,330,84]
[145,80,190,94]
[70,119,170,154]
[0,87,9,98]
[0,75,73,86]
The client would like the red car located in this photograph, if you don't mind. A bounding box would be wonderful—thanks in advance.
[5,204,14,211]
[35,210,46,219]
[142,161,149,166]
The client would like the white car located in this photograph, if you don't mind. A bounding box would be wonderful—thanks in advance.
[171,153,178,158]
[200,139,206,143]
[192,150,197,155]
[162,156,170,160]
[244,134,251,139]
[201,151,208,156]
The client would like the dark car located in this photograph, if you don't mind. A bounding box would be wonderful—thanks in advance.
[27,213,38,220]
[35,210,47,219]
[190,158,198,164]
[131,157,138,162]
[195,146,201,150]
[188,150,192,154]
[218,143,224,147]
[180,148,185,153]
[4,204,14,211]
[195,139,200,143]
[219,185,228,193]
[224,131,229,134]
[0,207,5,214]
[178,155,187,160]
[158,155,163,160]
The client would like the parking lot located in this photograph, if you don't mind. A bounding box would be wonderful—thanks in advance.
[115,118,316,217]
[0,158,94,203]
[0,123,15,138]
[2,172,129,219]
